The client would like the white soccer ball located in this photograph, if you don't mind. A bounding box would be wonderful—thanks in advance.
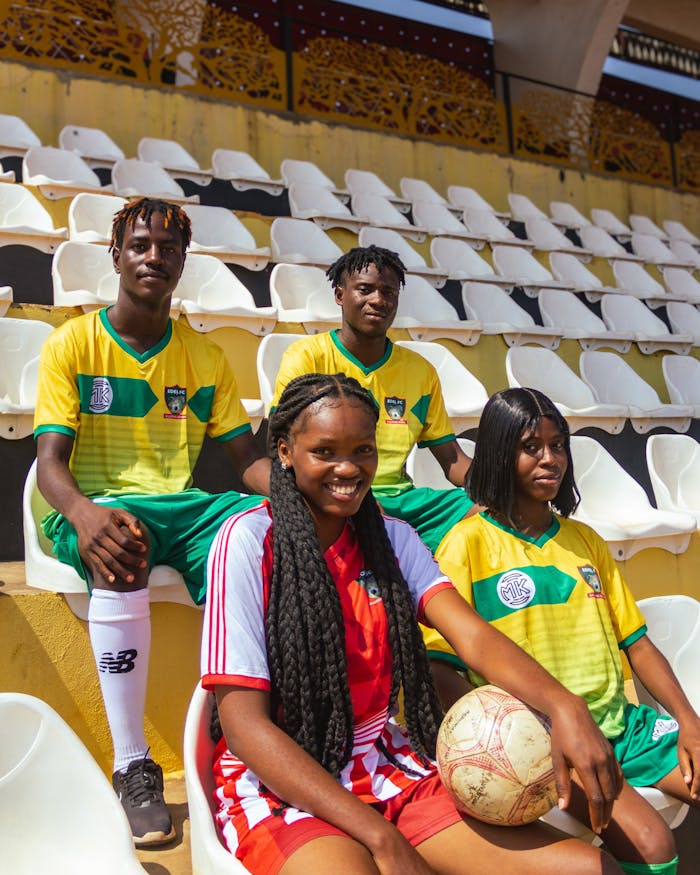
[436,684,557,826]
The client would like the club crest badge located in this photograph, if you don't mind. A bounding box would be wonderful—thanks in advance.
[579,564,605,599]
[358,568,382,603]
[164,385,187,419]
[384,395,406,424]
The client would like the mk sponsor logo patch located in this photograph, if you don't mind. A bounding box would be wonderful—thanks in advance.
[496,570,536,609]
[164,385,187,419]
[98,648,138,674]
[89,377,114,413]
[384,395,406,424]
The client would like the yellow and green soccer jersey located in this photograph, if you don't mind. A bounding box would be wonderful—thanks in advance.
[271,330,455,495]
[425,513,647,739]
[34,308,251,499]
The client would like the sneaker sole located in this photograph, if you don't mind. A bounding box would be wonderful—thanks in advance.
[133,825,177,848]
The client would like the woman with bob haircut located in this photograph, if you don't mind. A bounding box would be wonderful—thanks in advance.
[424,387,700,875]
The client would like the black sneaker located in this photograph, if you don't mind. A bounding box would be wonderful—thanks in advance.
[112,755,176,847]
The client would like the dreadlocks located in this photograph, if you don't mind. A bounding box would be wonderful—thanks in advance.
[109,197,192,255]
[266,372,443,777]
[326,245,406,290]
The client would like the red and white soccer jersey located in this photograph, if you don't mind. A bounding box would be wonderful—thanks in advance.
[202,502,453,856]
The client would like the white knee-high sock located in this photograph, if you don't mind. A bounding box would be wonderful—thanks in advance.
[88,588,151,774]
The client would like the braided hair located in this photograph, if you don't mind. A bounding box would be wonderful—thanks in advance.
[326,245,406,290]
[267,372,443,776]
[109,197,192,255]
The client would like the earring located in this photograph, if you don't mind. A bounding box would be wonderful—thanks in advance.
[280,461,288,471]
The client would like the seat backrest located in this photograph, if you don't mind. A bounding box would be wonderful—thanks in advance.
[52,240,116,300]
[669,239,700,267]
[184,204,256,250]
[68,193,127,242]
[580,350,661,407]
[358,226,426,268]
[257,333,303,410]
[0,184,56,231]
[0,318,53,403]
[601,294,668,336]
[289,182,350,217]
[663,267,700,302]
[462,282,535,328]
[549,251,602,288]
[666,301,700,338]
[579,225,627,257]
[662,355,700,406]
[396,274,459,323]
[446,185,496,212]
[525,217,573,250]
[508,192,547,222]
[352,192,409,227]
[269,263,338,316]
[176,253,255,309]
[138,136,200,170]
[463,207,515,240]
[0,113,41,149]
[612,260,664,295]
[0,692,146,875]
[281,158,336,189]
[59,125,124,161]
[412,200,464,234]
[406,437,476,490]
[399,177,446,205]
[590,207,631,236]
[646,434,699,508]
[344,168,397,198]
[629,214,666,239]
[270,217,343,264]
[539,288,606,332]
[211,149,271,180]
[397,340,488,406]
[549,201,590,228]
[430,236,494,277]
[631,232,674,261]
[506,346,596,408]
[571,435,651,516]
[493,245,552,281]
[112,158,185,198]
[663,220,699,245]
[23,146,101,186]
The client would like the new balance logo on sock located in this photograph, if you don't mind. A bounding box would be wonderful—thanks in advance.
[99,649,138,673]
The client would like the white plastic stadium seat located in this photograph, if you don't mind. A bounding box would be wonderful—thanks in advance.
[270,217,343,267]
[211,149,284,196]
[352,192,427,242]
[570,435,695,559]
[0,113,41,159]
[359,227,448,288]
[579,350,692,434]
[647,435,700,521]
[663,220,700,246]
[138,136,212,185]
[177,252,277,335]
[462,282,562,349]
[184,204,270,270]
[669,240,700,270]
[0,692,148,875]
[666,302,700,347]
[68,193,127,244]
[256,333,301,412]
[629,214,668,240]
[406,437,476,490]
[0,317,53,439]
[549,251,622,304]
[538,288,633,353]
[0,284,12,318]
[396,341,488,433]
[281,158,349,202]
[492,245,573,296]
[590,207,632,240]
[549,201,591,230]
[184,685,250,875]
[600,295,692,355]
[507,193,550,223]
[112,158,199,204]
[579,225,640,261]
[269,263,340,333]
[662,355,700,417]
[462,208,532,249]
[23,459,193,618]
[446,186,509,218]
[612,259,672,304]
[524,217,589,257]
[0,184,68,253]
[400,177,455,211]
[288,183,365,233]
[393,274,482,345]
[505,346,627,434]
[59,125,124,168]
[663,268,700,304]
[631,233,692,269]
[345,168,410,212]
[412,201,483,246]
[23,146,112,200]
[430,236,515,290]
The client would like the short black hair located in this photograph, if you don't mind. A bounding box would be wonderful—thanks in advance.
[467,387,580,521]
[109,197,192,255]
[326,245,406,289]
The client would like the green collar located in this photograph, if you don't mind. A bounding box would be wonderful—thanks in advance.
[100,308,172,364]
[329,329,392,375]
[481,511,560,548]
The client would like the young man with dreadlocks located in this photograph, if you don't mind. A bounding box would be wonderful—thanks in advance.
[203,372,624,875]
[34,197,270,846]
[270,245,475,554]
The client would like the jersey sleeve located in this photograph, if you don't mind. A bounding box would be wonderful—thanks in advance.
[269,340,317,411]
[201,509,271,690]
[207,353,252,442]
[590,529,647,648]
[414,357,455,447]
[383,516,453,624]
[33,326,80,439]
[421,521,473,668]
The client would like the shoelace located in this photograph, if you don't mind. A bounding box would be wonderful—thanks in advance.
[122,756,162,805]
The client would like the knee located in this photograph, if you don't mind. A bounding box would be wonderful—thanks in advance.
[626,818,676,865]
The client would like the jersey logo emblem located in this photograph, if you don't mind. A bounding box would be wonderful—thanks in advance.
[164,385,187,419]
[384,395,406,424]
[496,570,535,609]
[358,568,382,603]
[651,717,679,741]
[579,564,605,599]
[89,377,114,413]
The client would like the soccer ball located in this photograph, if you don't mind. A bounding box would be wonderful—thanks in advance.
[436,684,557,826]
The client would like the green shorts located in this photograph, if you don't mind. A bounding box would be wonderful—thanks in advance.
[611,703,680,787]
[374,485,474,554]
[42,489,263,604]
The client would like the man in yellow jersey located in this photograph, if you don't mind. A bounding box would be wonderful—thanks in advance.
[34,198,270,847]
[271,245,475,553]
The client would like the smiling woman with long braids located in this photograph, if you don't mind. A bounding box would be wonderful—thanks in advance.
[201,372,625,875]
